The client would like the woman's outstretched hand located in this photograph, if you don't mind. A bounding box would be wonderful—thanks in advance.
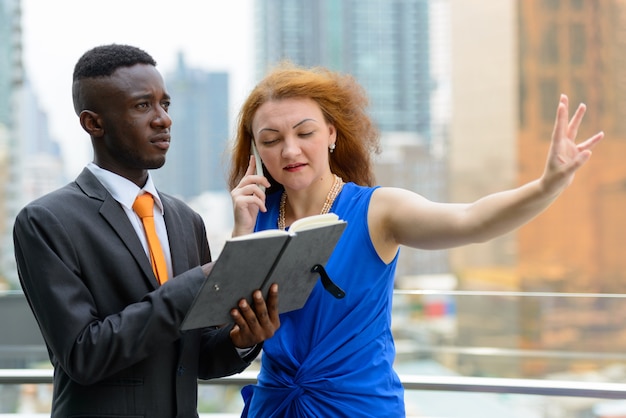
[541,94,604,195]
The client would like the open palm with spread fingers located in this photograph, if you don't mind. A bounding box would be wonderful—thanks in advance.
[542,94,604,195]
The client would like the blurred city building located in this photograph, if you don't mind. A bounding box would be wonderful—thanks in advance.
[256,0,434,139]
[447,0,626,381]
[513,0,626,377]
[443,0,521,380]
[516,0,626,293]
[0,0,64,289]
[447,0,518,275]
[446,0,626,290]
[0,0,24,290]
[1,77,65,290]
[0,125,9,290]
[151,52,231,200]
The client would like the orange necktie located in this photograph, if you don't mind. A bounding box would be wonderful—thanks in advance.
[133,193,168,284]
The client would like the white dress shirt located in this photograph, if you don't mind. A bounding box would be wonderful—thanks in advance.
[86,162,173,280]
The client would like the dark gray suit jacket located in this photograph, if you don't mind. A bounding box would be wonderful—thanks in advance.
[13,168,258,417]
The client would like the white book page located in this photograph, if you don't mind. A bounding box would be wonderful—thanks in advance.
[290,213,341,232]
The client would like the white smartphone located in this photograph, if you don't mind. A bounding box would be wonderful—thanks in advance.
[251,140,266,191]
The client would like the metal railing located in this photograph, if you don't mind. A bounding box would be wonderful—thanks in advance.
[2,368,626,399]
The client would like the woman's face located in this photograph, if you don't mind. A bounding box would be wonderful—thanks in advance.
[251,97,336,192]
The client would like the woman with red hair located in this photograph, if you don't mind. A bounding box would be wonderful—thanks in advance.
[228,62,603,417]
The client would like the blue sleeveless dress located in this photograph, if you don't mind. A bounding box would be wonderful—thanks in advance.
[241,183,405,417]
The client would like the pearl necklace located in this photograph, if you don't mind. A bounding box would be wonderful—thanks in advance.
[278,174,344,230]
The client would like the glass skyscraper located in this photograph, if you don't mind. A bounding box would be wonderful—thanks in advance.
[256,0,432,142]
[152,52,230,200]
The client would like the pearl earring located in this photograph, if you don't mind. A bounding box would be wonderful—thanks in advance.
[329,143,336,153]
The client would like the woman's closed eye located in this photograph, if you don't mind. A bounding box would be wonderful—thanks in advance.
[260,138,279,146]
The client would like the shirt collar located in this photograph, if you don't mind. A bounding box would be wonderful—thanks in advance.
[86,162,164,214]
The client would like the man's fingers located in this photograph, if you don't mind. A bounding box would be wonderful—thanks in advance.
[266,284,280,324]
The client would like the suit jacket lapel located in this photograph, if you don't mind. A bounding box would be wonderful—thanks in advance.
[75,168,160,288]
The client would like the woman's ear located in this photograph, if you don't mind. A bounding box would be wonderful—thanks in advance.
[328,123,337,143]
[79,110,104,137]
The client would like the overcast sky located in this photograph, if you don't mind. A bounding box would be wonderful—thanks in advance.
[21,0,255,178]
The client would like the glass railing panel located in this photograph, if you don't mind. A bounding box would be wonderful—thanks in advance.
[393,290,626,383]
[391,289,626,416]
[4,289,626,415]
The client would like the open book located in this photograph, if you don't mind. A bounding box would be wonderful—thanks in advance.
[181,213,347,330]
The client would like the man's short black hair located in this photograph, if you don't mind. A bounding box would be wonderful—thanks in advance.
[73,44,157,81]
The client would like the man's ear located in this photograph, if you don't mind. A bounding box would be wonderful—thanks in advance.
[79,110,104,137]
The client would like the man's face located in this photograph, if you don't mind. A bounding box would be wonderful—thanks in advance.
[91,64,172,183]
